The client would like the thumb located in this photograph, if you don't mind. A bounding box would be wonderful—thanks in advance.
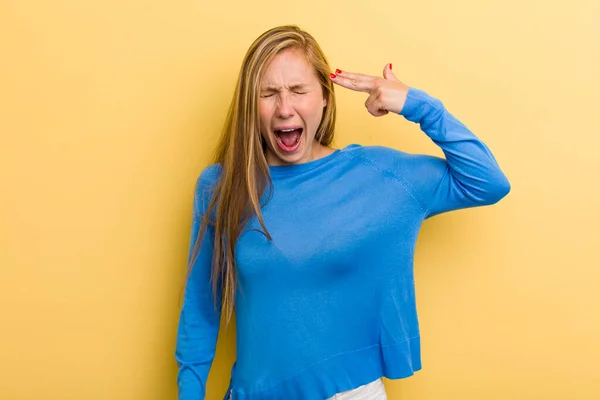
[383,63,398,81]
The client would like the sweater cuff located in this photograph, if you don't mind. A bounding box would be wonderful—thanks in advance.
[399,87,443,122]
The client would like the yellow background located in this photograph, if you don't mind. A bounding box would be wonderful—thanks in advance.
[1,0,599,399]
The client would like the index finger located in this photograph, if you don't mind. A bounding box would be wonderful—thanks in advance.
[330,70,376,93]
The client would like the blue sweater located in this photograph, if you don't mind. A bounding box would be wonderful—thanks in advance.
[175,88,510,400]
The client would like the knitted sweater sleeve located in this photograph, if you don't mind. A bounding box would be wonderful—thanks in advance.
[175,166,222,400]
[397,88,511,218]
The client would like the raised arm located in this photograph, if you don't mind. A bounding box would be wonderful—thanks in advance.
[331,64,510,218]
[397,87,510,217]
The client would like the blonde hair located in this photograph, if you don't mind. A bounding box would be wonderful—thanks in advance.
[188,25,337,324]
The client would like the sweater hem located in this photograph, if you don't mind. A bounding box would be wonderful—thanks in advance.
[228,336,421,400]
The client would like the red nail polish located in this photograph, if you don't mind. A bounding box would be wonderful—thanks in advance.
[390,63,392,70]
[335,69,342,74]
[330,73,336,79]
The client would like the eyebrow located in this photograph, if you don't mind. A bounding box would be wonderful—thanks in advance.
[261,83,309,91]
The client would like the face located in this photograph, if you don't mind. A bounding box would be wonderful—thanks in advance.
[258,47,328,166]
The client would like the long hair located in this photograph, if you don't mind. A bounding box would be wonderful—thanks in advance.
[188,25,337,325]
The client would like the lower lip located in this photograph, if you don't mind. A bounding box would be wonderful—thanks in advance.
[275,130,303,154]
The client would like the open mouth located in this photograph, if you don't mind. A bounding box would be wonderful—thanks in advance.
[274,127,303,153]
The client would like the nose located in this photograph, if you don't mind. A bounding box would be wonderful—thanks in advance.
[275,93,294,119]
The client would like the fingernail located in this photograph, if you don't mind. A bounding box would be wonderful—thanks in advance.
[390,63,392,70]
[335,69,342,74]
[330,73,336,79]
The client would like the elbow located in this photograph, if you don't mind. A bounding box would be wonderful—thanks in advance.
[481,173,511,205]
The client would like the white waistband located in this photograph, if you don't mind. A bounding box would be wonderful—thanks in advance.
[327,378,387,400]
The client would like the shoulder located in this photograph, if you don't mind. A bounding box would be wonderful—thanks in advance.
[197,163,222,185]
[339,144,446,209]
[193,163,222,214]
[339,144,443,175]
[341,143,411,160]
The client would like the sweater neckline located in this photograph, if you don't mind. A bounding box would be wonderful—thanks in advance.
[268,148,342,179]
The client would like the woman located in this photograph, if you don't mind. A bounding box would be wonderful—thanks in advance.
[175,25,510,400]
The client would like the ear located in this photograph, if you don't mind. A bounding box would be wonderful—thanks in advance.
[323,96,328,107]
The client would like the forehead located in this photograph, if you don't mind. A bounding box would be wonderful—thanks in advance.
[261,48,319,86]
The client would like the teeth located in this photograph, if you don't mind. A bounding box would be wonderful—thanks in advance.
[279,128,296,132]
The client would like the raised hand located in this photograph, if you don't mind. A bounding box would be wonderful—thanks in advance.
[330,63,410,117]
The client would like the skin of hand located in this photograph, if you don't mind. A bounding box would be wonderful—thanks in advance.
[330,63,410,117]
